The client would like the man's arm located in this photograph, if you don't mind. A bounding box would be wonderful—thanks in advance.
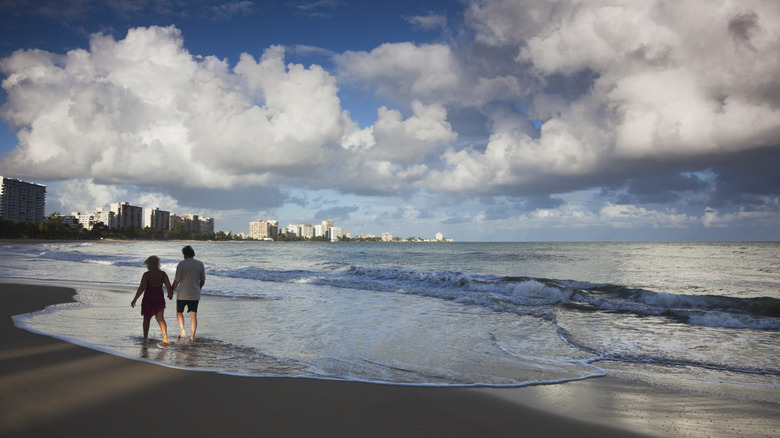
[169,280,179,299]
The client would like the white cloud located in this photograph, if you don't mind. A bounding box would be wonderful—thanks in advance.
[50,179,129,213]
[600,203,695,229]
[702,202,780,228]
[370,100,456,164]
[405,13,448,31]
[0,27,466,197]
[2,1,779,238]
[335,42,461,103]
[433,0,780,197]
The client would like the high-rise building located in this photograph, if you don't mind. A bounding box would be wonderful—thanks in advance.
[110,202,143,229]
[71,212,96,230]
[145,207,171,230]
[299,224,314,239]
[169,213,182,231]
[328,226,342,241]
[88,208,115,229]
[250,219,278,240]
[180,213,201,233]
[0,176,46,223]
[200,217,214,233]
[249,220,267,240]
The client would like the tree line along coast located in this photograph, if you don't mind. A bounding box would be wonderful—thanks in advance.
[0,216,452,243]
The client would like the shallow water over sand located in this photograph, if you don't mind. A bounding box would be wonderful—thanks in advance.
[3,241,779,402]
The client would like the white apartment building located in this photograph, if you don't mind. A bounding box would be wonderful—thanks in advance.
[145,207,171,230]
[381,232,394,242]
[0,176,46,223]
[110,202,143,229]
[299,224,315,239]
[172,213,213,234]
[180,213,200,233]
[200,217,214,233]
[71,212,96,230]
[249,219,278,240]
[328,226,342,241]
[88,208,115,229]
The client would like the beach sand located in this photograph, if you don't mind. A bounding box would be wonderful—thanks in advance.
[1,283,777,437]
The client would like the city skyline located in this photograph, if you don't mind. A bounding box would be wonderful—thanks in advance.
[1,1,779,241]
[0,176,437,240]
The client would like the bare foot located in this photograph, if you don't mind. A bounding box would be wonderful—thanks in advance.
[189,335,195,341]
[178,331,186,339]
[162,336,169,343]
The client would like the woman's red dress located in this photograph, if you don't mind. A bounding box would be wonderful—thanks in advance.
[141,274,166,319]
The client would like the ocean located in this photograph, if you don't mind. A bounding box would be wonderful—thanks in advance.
[2,240,778,403]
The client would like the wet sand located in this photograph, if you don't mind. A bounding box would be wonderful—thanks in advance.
[1,283,777,437]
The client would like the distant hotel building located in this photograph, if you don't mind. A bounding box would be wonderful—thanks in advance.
[0,176,46,223]
[298,223,315,239]
[249,219,279,240]
[168,213,210,233]
[71,212,96,230]
[111,202,143,229]
[145,207,171,230]
[69,208,115,230]
[251,219,344,241]
[92,209,115,229]
[328,226,342,241]
[201,216,215,233]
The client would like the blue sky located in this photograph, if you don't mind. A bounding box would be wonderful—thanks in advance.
[1,0,779,241]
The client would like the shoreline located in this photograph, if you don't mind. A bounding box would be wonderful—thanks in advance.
[2,283,778,437]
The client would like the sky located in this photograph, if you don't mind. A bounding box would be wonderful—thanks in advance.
[0,0,779,241]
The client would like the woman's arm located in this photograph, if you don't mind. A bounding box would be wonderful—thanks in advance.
[131,272,148,307]
[163,272,174,299]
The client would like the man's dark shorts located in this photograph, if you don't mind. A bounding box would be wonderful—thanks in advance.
[177,299,199,313]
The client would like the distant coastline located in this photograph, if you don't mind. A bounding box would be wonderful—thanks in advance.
[0,237,455,245]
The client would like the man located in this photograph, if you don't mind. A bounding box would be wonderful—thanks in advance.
[169,245,206,341]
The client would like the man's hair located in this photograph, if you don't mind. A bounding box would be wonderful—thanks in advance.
[182,245,195,258]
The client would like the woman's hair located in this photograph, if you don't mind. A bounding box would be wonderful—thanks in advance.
[144,255,161,270]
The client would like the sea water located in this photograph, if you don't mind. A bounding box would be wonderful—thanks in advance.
[1,241,778,402]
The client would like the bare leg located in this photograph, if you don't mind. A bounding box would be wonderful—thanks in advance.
[189,312,197,341]
[142,318,151,341]
[155,310,168,343]
[177,312,186,339]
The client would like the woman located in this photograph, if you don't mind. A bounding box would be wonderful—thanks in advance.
[131,255,173,343]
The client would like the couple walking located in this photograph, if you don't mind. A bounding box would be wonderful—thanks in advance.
[131,245,206,343]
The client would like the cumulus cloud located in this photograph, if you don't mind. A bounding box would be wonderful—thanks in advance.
[370,100,456,164]
[314,205,358,222]
[0,25,456,196]
[1,0,779,237]
[421,0,780,202]
[50,179,130,213]
[335,42,462,105]
[405,13,447,31]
